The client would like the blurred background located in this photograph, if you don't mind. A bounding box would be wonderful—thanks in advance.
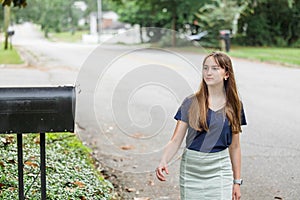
[1,0,300,48]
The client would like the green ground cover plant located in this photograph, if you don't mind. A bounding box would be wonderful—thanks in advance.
[0,43,23,64]
[0,133,113,200]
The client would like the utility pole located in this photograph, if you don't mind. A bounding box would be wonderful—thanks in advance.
[97,0,102,43]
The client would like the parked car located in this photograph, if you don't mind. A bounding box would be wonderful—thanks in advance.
[186,31,208,41]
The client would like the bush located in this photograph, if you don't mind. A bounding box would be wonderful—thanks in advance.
[0,133,113,200]
[291,39,300,48]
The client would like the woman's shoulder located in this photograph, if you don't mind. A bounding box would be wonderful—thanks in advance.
[182,94,196,104]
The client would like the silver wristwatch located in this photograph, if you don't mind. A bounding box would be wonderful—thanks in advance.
[233,179,243,185]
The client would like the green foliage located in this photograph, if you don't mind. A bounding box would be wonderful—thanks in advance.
[10,0,86,37]
[8,0,114,37]
[110,0,205,43]
[3,0,299,48]
[195,0,248,47]
[84,0,114,14]
[237,0,300,46]
[0,43,23,64]
[0,133,113,199]
[157,31,192,47]
[291,39,300,48]
[1,0,27,8]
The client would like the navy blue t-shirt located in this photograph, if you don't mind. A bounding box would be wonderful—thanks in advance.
[174,96,247,153]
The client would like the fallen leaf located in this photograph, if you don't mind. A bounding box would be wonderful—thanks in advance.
[148,180,155,186]
[7,159,16,164]
[8,187,17,191]
[120,145,134,150]
[24,161,38,168]
[0,161,5,168]
[126,187,136,192]
[132,165,138,169]
[1,136,14,145]
[134,198,150,200]
[0,183,5,188]
[80,196,87,200]
[73,181,85,188]
[34,136,40,144]
[132,133,145,138]
[74,166,81,172]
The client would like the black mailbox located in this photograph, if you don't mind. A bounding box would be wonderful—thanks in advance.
[7,30,15,37]
[0,86,75,134]
[0,86,76,200]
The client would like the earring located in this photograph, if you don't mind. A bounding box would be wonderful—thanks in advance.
[224,77,228,81]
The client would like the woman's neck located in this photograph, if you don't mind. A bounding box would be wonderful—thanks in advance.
[207,84,226,109]
[207,84,226,98]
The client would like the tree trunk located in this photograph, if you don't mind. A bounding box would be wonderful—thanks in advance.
[44,27,49,38]
[3,5,11,50]
[139,26,144,43]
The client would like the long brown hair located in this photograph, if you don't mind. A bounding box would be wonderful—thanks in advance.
[188,52,242,134]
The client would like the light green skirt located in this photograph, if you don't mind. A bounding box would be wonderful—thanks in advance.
[180,148,233,200]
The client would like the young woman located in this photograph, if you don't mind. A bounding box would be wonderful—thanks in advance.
[156,52,247,200]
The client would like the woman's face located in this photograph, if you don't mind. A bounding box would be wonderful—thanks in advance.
[202,56,228,86]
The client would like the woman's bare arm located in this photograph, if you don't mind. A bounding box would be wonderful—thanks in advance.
[229,133,242,199]
[156,120,188,181]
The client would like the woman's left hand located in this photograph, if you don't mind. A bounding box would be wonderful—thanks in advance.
[232,184,241,200]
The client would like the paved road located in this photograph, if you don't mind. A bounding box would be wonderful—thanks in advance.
[1,23,300,199]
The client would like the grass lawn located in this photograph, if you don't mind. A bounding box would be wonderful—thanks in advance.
[49,30,89,43]
[0,133,114,200]
[169,45,300,68]
[153,42,300,68]
[228,46,300,68]
[0,43,23,64]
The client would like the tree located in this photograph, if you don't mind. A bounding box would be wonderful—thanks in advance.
[10,0,85,38]
[110,0,205,45]
[1,0,26,49]
[236,0,300,46]
[1,0,27,7]
[195,0,248,47]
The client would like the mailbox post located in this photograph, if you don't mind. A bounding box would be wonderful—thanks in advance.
[0,86,75,200]
[219,30,231,52]
[7,27,15,50]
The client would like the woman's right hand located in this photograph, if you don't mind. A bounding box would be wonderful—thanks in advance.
[155,120,188,182]
[156,162,169,181]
